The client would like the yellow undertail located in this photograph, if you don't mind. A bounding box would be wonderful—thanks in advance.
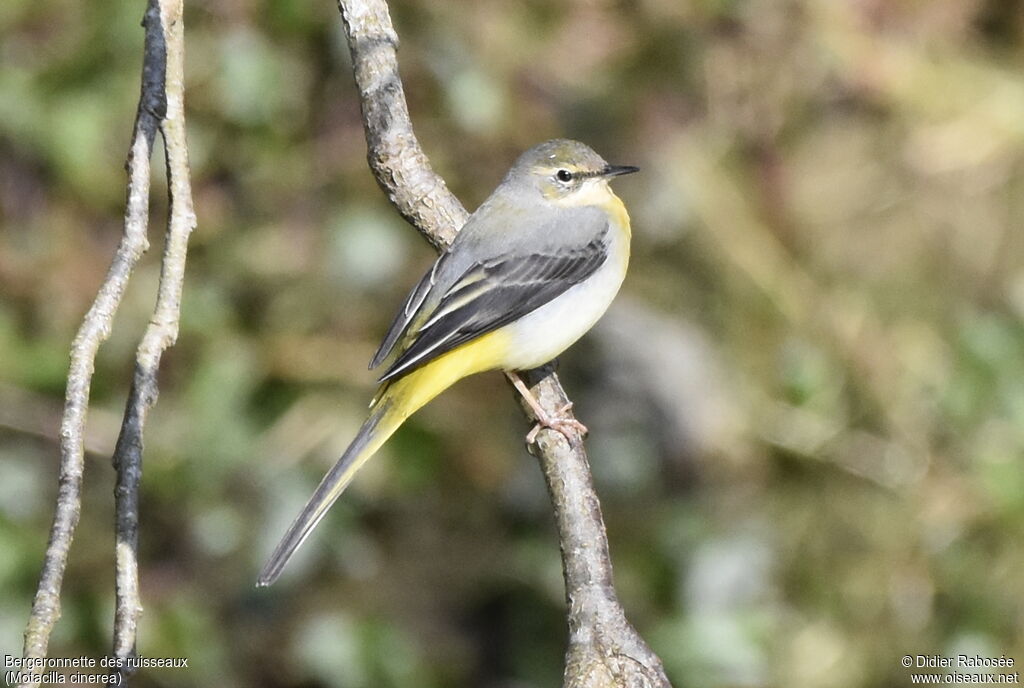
[257,329,511,585]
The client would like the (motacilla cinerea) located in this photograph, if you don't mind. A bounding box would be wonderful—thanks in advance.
[259,139,638,586]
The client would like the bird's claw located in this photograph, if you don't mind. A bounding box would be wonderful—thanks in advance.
[505,372,588,445]
[526,402,589,444]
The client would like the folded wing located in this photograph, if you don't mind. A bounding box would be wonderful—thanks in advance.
[374,233,609,383]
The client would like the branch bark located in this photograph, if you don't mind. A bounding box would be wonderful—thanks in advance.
[19,0,194,685]
[338,2,671,685]
[110,0,194,681]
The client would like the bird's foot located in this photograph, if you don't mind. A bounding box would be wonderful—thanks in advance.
[506,372,588,444]
[525,402,589,444]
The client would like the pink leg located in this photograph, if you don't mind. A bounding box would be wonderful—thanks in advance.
[505,371,588,443]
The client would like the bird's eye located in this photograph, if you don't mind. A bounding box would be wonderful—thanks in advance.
[556,169,573,183]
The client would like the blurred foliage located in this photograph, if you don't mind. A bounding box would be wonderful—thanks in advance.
[3,0,1024,686]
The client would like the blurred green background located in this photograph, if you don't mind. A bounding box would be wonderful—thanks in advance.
[3,0,1024,686]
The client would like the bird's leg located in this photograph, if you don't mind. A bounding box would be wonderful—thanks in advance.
[505,371,589,444]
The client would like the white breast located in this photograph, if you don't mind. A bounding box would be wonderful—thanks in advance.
[500,220,630,371]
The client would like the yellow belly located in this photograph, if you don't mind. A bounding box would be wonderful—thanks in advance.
[381,328,513,419]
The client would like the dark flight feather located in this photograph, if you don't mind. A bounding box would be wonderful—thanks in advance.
[377,235,609,382]
[369,255,447,370]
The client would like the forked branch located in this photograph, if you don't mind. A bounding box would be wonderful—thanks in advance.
[19,0,195,685]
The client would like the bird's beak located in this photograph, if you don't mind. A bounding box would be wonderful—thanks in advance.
[600,164,640,178]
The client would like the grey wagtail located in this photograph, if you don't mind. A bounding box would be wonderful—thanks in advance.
[258,139,638,586]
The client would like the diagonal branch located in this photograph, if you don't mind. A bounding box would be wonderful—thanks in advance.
[340,0,466,247]
[521,367,672,688]
[19,1,162,673]
[338,1,671,685]
[19,0,194,685]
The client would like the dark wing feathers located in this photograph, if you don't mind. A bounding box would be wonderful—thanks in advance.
[368,254,446,370]
[376,237,608,382]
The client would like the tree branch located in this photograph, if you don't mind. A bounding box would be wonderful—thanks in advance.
[110,0,194,681]
[522,367,672,688]
[338,1,670,685]
[19,0,194,685]
[340,0,466,247]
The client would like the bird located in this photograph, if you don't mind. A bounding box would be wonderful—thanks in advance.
[257,139,637,586]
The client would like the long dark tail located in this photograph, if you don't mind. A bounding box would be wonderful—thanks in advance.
[257,338,492,586]
[257,399,397,586]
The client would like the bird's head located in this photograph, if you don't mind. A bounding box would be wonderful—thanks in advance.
[506,139,639,203]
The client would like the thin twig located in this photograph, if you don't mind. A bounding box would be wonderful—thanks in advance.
[110,0,194,682]
[337,1,670,685]
[19,4,162,681]
[19,0,194,685]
